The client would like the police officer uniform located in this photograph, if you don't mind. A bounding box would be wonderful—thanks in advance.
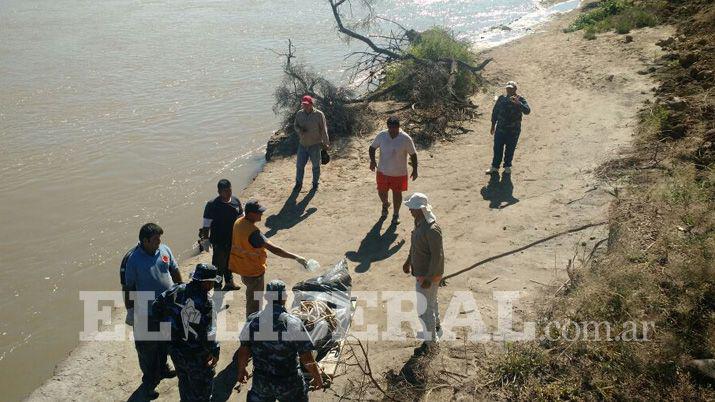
[240,280,315,402]
[152,264,221,402]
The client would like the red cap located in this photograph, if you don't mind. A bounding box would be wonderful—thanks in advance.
[301,95,313,105]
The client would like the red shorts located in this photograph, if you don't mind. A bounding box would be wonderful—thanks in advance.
[376,171,408,192]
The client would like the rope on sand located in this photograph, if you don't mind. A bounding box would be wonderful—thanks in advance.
[439,221,608,287]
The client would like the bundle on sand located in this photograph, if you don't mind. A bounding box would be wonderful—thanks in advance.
[291,259,353,362]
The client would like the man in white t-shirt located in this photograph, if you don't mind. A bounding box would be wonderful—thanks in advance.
[369,116,418,224]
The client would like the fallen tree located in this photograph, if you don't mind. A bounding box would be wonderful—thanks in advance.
[267,0,492,159]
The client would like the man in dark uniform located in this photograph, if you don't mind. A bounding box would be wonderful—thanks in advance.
[236,280,324,401]
[487,81,531,174]
[151,264,221,402]
[200,179,243,291]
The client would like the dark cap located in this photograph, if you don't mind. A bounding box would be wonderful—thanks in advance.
[245,200,267,214]
[266,279,287,302]
[386,115,400,126]
[190,263,222,283]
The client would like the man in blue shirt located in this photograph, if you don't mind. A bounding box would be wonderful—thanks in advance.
[487,81,531,174]
[120,223,183,400]
[236,280,324,401]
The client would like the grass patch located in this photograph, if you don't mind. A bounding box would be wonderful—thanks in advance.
[565,0,661,36]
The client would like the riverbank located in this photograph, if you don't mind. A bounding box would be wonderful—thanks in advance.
[26,7,674,401]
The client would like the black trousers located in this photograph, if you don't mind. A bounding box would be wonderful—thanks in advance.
[134,340,169,391]
[211,244,234,284]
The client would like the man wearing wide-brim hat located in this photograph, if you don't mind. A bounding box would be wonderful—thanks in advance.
[402,193,444,356]
[151,263,222,401]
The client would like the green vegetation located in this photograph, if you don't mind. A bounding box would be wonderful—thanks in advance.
[382,27,479,104]
[478,0,715,399]
[565,0,661,38]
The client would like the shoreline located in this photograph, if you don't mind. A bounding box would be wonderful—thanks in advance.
[26,6,675,401]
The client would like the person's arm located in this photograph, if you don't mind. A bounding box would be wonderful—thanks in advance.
[320,111,329,149]
[264,241,306,266]
[422,228,445,288]
[409,153,418,181]
[199,202,212,247]
[518,96,531,115]
[300,352,324,390]
[236,345,251,383]
[122,257,136,310]
[149,290,167,321]
[293,111,303,136]
[490,97,501,135]
[369,146,377,171]
[167,249,183,284]
[407,136,418,180]
[403,250,411,274]
[199,298,220,367]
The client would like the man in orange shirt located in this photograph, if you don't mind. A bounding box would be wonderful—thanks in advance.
[228,200,308,316]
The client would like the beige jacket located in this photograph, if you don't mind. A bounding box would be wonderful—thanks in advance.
[294,108,329,147]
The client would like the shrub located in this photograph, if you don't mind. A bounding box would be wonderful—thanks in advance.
[566,0,659,35]
[584,27,597,40]
[381,27,478,104]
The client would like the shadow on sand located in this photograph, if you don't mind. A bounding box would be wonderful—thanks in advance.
[211,358,239,402]
[264,186,317,238]
[345,216,405,273]
[480,172,519,209]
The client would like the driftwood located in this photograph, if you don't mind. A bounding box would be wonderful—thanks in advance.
[440,222,608,286]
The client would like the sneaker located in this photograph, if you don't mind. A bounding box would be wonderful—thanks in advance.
[485,166,498,174]
[142,385,160,400]
[391,214,400,225]
[503,167,512,174]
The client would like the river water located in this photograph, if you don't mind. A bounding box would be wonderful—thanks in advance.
[0,0,577,399]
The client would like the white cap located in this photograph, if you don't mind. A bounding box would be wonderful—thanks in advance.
[505,81,518,89]
[404,192,436,224]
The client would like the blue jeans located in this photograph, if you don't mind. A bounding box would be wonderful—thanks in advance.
[295,143,322,187]
[491,130,521,168]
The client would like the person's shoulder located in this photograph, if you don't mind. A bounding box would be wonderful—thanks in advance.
[205,196,219,209]
[124,245,142,264]
[399,130,413,139]
[429,222,443,235]
[159,244,174,256]
[314,108,325,115]
[375,130,388,138]
[230,196,242,207]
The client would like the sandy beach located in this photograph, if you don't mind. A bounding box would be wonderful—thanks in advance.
[26,8,673,401]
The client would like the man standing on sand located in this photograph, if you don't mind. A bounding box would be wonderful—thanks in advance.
[120,223,181,400]
[369,116,418,224]
[199,179,243,291]
[151,263,221,402]
[293,95,330,191]
[236,279,324,401]
[487,81,531,174]
[229,200,308,316]
[402,193,444,357]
